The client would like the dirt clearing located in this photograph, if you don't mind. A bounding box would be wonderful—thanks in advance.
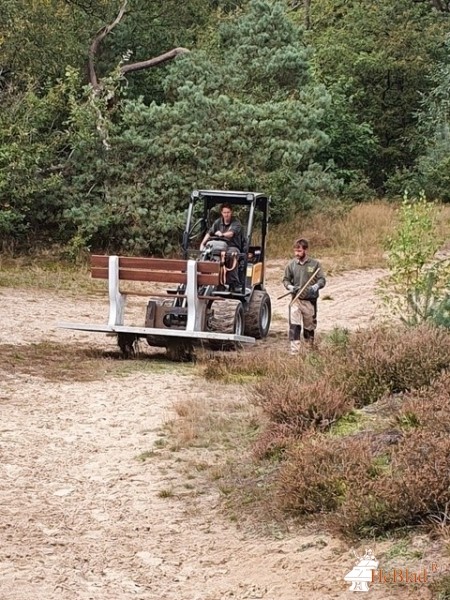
[0,266,432,599]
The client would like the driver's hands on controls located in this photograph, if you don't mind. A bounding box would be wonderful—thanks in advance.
[214,231,223,237]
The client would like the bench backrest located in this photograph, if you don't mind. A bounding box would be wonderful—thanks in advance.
[91,255,220,286]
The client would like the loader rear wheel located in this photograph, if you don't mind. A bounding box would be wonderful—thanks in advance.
[208,299,244,351]
[244,290,271,339]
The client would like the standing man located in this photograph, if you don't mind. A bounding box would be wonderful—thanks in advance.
[282,238,326,353]
[200,203,243,291]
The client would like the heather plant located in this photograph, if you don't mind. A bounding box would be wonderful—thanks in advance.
[333,324,450,406]
[336,430,450,537]
[276,434,373,515]
[244,323,450,538]
[248,325,450,460]
[254,378,352,437]
[394,371,450,434]
[251,378,352,460]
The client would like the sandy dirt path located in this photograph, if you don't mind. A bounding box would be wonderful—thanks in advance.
[0,265,426,600]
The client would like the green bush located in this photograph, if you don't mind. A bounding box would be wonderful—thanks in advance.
[379,194,450,325]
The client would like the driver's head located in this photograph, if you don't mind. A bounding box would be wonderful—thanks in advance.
[220,203,233,224]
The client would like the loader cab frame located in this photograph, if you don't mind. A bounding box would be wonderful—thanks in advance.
[182,189,270,292]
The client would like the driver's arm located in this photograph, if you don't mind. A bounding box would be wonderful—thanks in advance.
[221,229,234,240]
[200,232,211,251]
[222,219,241,241]
[200,220,218,250]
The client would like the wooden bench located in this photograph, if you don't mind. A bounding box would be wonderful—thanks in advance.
[90,255,221,331]
[58,254,255,348]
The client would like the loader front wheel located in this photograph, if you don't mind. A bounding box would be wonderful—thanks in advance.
[244,290,271,339]
[208,299,244,351]
[118,333,138,358]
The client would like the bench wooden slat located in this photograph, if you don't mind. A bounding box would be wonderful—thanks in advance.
[92,268,184,283]
[120,292,223,301]
[91,255,220,274]
[91,267,219,286]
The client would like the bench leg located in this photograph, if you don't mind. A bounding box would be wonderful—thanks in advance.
[108,255,126,327]
[186,259,205,332]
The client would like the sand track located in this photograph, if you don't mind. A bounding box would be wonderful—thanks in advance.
[0,266,421,600]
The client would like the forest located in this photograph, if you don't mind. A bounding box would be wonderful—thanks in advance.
[1,0,450,255]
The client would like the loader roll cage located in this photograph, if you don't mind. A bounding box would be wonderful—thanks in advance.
[182,190,270,283]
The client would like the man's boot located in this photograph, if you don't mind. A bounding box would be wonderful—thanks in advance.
[303,329,315,348]
[289,324,301,355]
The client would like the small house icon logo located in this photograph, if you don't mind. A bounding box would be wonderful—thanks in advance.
[344,549,379,592]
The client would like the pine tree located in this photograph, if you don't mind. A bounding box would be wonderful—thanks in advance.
[66,0,339,253]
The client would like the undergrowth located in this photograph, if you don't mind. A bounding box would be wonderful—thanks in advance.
[196,324,450,541]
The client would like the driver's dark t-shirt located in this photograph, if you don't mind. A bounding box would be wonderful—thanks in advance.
[208,217,243,251]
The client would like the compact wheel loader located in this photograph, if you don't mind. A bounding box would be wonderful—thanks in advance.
[58,189,272,359]
[142,189,272,356]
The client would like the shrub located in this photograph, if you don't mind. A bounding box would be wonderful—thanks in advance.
[251,377,353,459]
[379,194,450,325]
[333,324,450,406]
[276,434,373,515]
[395,371,450,433]
[254,378,352,435]
[250,325,450,461]
[335,429,450,537]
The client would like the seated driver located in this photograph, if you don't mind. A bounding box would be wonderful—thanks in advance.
[200,203,243,291]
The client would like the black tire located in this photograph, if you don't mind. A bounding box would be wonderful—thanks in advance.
[118,333,139,358]
[165,339,195,361]
[244,290,271,339]
[208,299,244,351]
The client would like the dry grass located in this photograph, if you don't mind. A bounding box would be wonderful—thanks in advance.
[268,201,450,272]
[268,202,396,268]
[161,391,286,528]
[0,254,103,294]
[166,393,261,450]
[0,342,186,382]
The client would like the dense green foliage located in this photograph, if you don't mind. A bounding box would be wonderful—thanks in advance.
[1,0,449,253]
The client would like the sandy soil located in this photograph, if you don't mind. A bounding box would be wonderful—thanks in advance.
[0,264,433,600]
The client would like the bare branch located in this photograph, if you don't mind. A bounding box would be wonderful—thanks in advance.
[304,0,311,29]
[88,0,128,89]
[289,0,312,28]
[121,47,190,75]
[87,0,190,96]
[430,0,445,11]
